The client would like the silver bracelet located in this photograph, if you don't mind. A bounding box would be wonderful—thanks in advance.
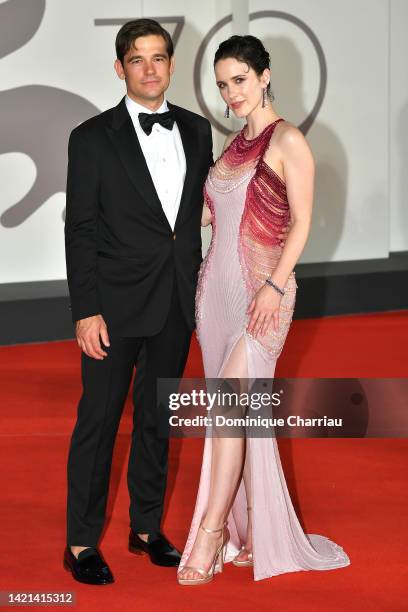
[265,278,285,296]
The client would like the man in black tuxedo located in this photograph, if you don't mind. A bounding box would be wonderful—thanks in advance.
[63,19,213,585]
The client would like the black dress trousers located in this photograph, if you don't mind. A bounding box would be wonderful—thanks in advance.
[66,279,191,545]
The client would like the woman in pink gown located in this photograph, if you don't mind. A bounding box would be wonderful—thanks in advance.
[177,35,350,585]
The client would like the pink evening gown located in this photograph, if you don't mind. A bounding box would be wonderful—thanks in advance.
[179,119,350,581]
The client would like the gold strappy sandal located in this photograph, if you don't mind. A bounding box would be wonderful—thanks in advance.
[177,523,229,586]
[232,507,254,567]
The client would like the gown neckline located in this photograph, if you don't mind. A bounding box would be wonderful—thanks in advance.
[241,118,283,143]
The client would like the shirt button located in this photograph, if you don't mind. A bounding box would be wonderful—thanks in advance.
[162,158,166,162]
[173,233,176,240]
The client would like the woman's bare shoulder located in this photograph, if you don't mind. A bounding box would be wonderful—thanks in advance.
[273,120,306,147]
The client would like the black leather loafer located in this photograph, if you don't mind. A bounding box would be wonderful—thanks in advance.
[63,547,114,585]
[129,530,181,567]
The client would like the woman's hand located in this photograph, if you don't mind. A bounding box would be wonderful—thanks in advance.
[247,284,282,338]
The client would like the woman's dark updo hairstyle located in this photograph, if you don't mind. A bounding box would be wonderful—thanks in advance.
[214,35,274,100]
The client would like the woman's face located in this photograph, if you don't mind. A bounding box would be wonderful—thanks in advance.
[214,57,269,118]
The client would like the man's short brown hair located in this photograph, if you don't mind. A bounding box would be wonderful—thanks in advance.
[115,19,174,64]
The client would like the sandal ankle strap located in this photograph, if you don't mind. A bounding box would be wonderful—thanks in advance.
[200,521,226,534]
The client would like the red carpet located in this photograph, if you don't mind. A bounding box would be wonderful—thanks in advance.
[0,311,407,611]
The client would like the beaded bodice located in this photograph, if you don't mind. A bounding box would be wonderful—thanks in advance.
[204,120,292,296]
[204,118,289,246]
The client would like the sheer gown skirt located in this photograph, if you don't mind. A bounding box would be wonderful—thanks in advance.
[179,178,350,581]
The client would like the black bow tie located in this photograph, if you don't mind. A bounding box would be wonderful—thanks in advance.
[138,109,175,135]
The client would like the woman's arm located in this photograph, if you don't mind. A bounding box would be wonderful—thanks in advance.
[247,124,314,337]
[200,131,240,227]
[268,124,314,289]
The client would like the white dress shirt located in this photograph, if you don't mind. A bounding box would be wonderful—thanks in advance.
[125,95,186,231]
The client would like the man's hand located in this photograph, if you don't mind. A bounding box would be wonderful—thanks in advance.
[75,314,110,360]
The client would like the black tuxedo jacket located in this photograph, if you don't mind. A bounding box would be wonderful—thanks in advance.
[65,97,213,336]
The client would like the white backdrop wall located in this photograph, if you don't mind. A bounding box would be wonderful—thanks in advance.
[0,0,405,284]
[390,0,408,252]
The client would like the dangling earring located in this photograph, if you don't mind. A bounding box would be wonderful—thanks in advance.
[224,104,230,118]
[262,88,268,108]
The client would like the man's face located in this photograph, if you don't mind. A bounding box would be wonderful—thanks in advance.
[115,34,174,109]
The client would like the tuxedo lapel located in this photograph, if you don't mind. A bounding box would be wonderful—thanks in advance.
[170,104,199,229]
[105,98,171,229]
